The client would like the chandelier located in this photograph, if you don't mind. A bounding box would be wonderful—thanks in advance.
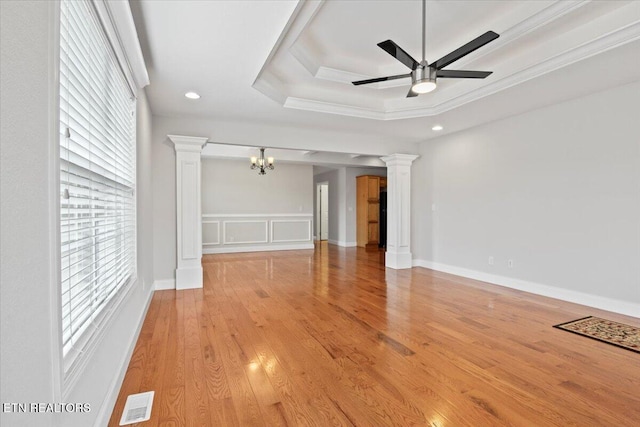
[250,148,274,175]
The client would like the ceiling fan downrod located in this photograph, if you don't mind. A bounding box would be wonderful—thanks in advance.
[412,0,436,94]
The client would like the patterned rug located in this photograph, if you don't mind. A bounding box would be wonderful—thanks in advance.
[554,316,640,354]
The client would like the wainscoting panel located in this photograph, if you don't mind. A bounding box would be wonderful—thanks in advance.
[271,219,311,243]
[203,214,314,254]
[223,220,268,244]
[202,220,220,245]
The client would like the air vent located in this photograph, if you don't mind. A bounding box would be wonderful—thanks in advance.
[119,391,154,425]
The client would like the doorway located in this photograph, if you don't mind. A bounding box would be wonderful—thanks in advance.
[316,183,329,241]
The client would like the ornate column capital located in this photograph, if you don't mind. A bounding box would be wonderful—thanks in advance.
[168,134,208,152]
[380,153,419,167]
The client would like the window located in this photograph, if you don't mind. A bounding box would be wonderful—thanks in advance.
[59,0,136,371]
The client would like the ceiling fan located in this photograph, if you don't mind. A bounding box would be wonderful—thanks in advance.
[352,0,499,97]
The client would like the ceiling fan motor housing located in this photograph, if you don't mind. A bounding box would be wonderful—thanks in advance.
[412,65,436,81]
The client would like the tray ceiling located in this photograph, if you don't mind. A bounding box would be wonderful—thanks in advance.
[253,0,640,120]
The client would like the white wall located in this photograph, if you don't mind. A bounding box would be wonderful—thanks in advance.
[151,120,177,282]
[202,158,312,214]
[136,92,155,295]
[152,115,418,156]
[0,3,155,425]
[201,158,314,253]
[412,81,640,316]
[1,3,57,425]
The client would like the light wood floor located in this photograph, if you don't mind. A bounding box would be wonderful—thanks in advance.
[109,242,640,426]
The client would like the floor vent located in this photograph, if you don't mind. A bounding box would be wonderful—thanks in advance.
[119,391,154,425]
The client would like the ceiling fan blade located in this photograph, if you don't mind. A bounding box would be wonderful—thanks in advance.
[406,88,418,98]
[432,31,499,70]
[377,40,420,70]
[436,70,492,79]
[352,73,411,86]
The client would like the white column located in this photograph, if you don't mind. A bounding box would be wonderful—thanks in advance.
[169,135,208,290]
[380,154,419,269]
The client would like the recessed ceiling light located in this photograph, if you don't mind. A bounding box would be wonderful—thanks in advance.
[184,91,200,99]
[432,125,443,131]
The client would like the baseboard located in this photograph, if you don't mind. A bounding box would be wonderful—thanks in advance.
[153,279,175,290]
[328,240,357,247]
[412,259,640,318]
[92,287,154,427]
[203,243,314,254]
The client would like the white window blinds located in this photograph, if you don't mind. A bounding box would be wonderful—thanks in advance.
[59,0,136,363]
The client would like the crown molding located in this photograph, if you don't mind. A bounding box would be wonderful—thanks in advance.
[252,70,287,104]
[253,0,326,87]
[93,0,150,91]
[284,97,385,120]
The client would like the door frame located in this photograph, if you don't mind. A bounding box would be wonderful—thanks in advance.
[316,182,329,241]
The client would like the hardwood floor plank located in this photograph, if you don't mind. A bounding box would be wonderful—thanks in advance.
[158,386,185,426]
[110,243,640,426]
[196,288,239,427]
[164,290,185,389]
[184,290,211,426]
[210,312,265,425]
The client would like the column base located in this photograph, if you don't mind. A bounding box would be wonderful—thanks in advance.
[385,251,413,269]
[176,266,203,290]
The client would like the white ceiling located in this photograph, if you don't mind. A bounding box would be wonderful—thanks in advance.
[132,0,640,155]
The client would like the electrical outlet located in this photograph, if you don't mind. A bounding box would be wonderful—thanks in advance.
[488,256,494,265]
[508,259,514,268]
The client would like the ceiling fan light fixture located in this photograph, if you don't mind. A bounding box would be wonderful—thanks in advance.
[411,79,437,94]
